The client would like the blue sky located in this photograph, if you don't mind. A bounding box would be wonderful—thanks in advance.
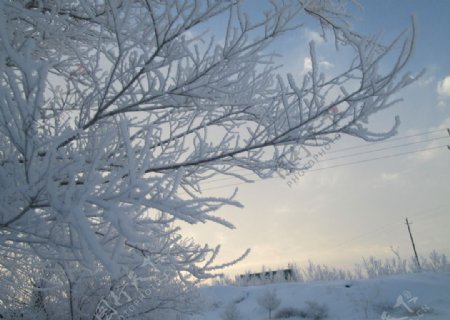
[181,0,450,276]
[357,0,450,73]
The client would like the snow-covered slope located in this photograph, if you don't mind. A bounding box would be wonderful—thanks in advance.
[190,273,450,320]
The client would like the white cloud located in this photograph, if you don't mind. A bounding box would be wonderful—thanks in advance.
[320,60,334,69]
[415,75,434,87]
[437,100,448,109]
[303,57,312,72]
[437,76,450,96]
[274,206,292,215]
[302,57,334,73]
[304,29,325,45]
[414,116,450,161]
[381,172,400,182]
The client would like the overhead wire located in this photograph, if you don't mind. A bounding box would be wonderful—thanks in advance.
[317,135,450,162]
[200,132,450,184]
[326,128,447,154]
[201,142,449,191]
[195,129,450,190]
[300,144,447,173]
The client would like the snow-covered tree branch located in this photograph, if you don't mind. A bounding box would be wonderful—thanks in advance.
[0,0,416,318]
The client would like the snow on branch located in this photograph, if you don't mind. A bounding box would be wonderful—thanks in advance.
[0,1,417,318]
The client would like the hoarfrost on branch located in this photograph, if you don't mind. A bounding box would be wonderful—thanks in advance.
[0,0,416,318]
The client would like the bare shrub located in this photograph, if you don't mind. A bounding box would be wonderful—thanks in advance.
[257,289,281,319]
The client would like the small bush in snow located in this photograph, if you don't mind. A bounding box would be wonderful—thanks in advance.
[274,302,328,319]
[257,288,281,319]
[303,301,328,320]
[221,303,241,320]
[233,292,249,304]
[274,306,306,318]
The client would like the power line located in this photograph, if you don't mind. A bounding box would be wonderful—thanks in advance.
[328,221,401,252]
[305,144,446,173]
[326,128,447,154]
[200,130,449,186]
[319,135,450,162]
[201,143,448,191]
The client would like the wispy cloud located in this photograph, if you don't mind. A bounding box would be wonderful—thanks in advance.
[414,116,450,161]
[304,29,325,45]
[437,76,450,96]
[381,172,400,182]
[303,57,312,72]
[435,75,450,109]
[302,57,334,73]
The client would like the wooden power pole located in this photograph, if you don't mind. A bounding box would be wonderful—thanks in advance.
[405,218,421,271]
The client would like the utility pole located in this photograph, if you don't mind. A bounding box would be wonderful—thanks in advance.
[405,218,421,271]
[447,128,450,150]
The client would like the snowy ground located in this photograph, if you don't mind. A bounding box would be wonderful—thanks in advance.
[189,273,450,320]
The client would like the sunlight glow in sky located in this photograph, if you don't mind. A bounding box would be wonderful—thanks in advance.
[181,0,450,276]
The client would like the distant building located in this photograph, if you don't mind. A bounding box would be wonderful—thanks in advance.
[239,268,295,283]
